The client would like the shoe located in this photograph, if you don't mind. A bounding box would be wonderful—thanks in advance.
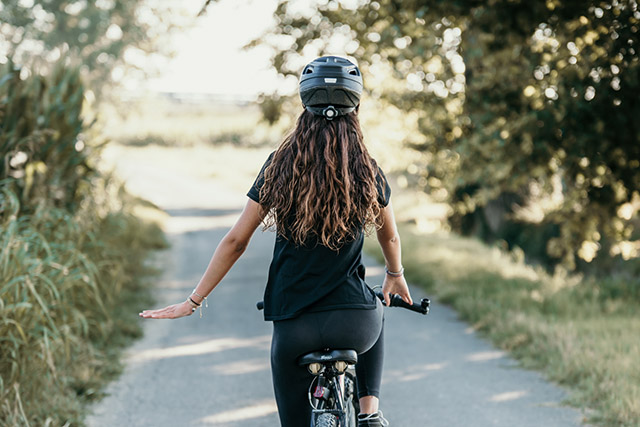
[358,410,389,426]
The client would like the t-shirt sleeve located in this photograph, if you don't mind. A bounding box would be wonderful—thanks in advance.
[376,166,392,207]
[247,152,275,204]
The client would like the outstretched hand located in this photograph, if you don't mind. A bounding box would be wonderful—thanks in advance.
[139,301,195,319]
[381,275,413,307]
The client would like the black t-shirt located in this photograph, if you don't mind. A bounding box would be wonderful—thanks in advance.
[247,152,391,321]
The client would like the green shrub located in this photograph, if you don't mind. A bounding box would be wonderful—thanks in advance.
[0,184,167,425]
[0,59,94,213]
[1,57,168,425]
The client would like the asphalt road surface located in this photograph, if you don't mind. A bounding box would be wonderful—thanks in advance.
[87,146,586,426]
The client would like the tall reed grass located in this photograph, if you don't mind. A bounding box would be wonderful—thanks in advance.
[1,57,168,425]
[0,181,167,425]
[0,60,95,213]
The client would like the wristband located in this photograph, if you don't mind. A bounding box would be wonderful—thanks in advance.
[385,266,404,277]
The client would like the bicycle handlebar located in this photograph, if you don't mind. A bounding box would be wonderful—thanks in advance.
[375,291,430,315]
[256,292,430,315]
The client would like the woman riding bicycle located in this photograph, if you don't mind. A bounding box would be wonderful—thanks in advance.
[140,56,413,427]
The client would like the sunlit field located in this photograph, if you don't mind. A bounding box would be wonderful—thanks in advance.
[98,99,277,217]
[99,96,449,229]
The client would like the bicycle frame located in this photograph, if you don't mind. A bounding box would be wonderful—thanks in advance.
[307,361,358,427]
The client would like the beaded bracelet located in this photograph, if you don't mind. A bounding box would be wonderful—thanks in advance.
[385,266,405,277]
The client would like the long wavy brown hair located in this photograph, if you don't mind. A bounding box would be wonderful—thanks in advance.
[259,109,384,250]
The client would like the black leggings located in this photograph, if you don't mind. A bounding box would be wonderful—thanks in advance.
[270,301,384,427]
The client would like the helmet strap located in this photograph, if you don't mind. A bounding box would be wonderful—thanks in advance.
[305,105,356,120]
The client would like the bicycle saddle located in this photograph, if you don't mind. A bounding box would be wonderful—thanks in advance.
[298,349,358,366]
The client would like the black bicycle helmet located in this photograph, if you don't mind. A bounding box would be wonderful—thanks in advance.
[299,56,363,120]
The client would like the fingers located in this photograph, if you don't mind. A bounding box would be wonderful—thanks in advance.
[402,292,413,306]
[383,291,391,307]
[139,310,165,319]
[140,301,194,319]
[397,284,413,305]
[385,291,413,306]
[395,285,413,305]
[381,280,392,307]
[139,305,176,319]
[382,275,413,306]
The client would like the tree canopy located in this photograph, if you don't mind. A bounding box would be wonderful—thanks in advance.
[255,0,640,271]
[0,0,190,94]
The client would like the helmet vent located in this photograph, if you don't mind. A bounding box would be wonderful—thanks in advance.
[348,69,359,76]
[304,67,314,74]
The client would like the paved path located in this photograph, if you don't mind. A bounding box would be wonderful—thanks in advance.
[88,145,585,426]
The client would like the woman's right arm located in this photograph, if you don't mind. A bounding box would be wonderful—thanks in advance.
[376,201,413,306]
[139,199,264,319]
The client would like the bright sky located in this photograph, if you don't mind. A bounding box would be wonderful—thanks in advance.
[145,0,284,99]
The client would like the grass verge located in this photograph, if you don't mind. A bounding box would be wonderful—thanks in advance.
[0,185,168,426]
[365,224,640,427]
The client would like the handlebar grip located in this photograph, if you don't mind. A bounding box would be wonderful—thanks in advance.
[375,291,430,315]
[389,294,430,315]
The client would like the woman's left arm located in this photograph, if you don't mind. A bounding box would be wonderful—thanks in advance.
[139,199,265,319]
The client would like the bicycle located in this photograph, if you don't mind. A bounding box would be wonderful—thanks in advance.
[257,291,430,427]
